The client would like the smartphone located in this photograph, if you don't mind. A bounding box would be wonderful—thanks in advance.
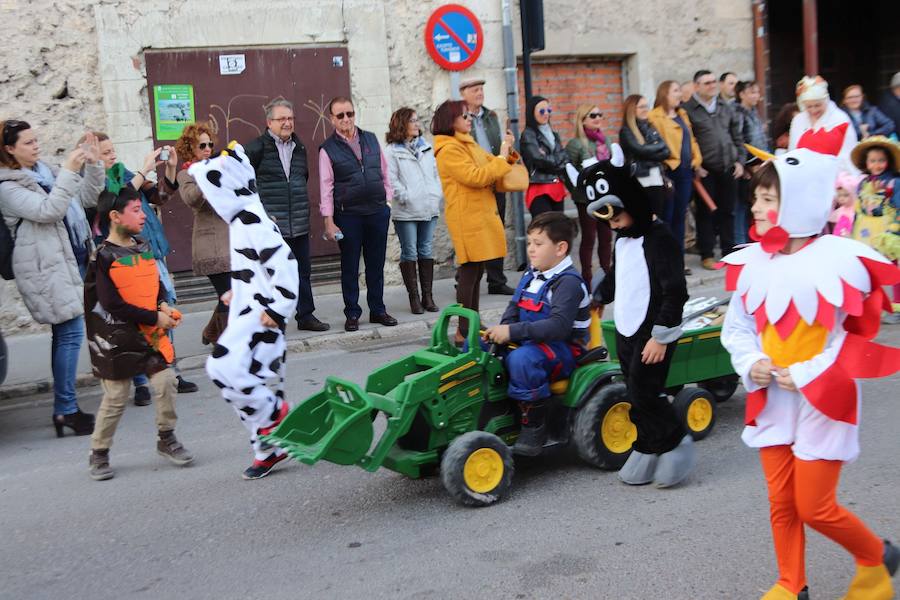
[159,148,170,162]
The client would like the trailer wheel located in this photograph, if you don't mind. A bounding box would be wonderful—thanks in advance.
[674,387,717,440]
[573,383,635,470]
[441,431,514,507]
[699,374,739,402]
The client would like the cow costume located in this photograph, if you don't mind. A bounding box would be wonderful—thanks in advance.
[188,142,299,479]
[567,146,692,488]
[719,147,900,600]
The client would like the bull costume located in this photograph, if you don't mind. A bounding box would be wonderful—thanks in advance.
[188,143,299,480]
[719,147,900,600]
[568,146,693,488]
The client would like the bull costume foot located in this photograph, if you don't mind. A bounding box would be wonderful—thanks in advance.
[653,435,696,488]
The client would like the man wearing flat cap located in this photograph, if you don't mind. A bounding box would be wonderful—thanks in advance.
[459,77,514,295]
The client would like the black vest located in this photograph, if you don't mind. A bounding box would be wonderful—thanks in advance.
[245,133,309,238]
[320,129,386,216]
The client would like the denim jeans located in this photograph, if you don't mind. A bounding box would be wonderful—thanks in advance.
[663,166,694,252]
[51,316,84,416]
[393,217,437,261]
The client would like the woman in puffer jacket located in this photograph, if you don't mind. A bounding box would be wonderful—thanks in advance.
[520,95,572,217]
[0,120,105,437]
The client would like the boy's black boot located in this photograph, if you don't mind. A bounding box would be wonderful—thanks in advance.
[513,401,548,456]
[89,449,114,481]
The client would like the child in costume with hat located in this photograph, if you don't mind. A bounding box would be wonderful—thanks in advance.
[570,146,693,488]
[720,146,900,600]
[850,136,900,322]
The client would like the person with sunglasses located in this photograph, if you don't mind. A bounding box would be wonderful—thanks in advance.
[175,122,231,345]
[566,103,614,284]
[0,119,106,437]
[318,96,398,332]
[520,96,572,217]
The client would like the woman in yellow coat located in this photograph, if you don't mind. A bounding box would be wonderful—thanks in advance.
[432,99,517,338]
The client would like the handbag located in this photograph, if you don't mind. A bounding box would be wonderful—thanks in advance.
[495,162,529,193]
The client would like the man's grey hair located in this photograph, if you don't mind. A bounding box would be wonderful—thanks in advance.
[264,98,294,119]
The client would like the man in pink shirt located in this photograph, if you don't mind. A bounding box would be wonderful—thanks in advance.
[319,96,397,331]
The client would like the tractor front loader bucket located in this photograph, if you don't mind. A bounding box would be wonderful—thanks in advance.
[263,378,375,466]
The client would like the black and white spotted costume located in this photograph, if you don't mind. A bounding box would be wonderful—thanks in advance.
[188,143,299,462]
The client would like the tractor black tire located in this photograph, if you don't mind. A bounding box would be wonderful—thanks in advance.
[674,387,717,441]
[440,431,514,507]
[572,382,634,470]
[699,374,740,402]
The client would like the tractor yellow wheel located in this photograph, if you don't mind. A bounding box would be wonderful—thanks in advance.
[600,401,637,455]
[674,387,717,441]
[463,448,504,493]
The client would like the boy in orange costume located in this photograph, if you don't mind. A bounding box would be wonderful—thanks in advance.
[720,147,900,599]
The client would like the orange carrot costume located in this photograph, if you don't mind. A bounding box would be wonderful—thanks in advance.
[719,148,900,600]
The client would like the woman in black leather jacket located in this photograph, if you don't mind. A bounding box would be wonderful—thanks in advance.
[619,94,671,218]
[520,95,571,216]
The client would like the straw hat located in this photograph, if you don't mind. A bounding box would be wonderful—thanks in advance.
[850,135,900,172]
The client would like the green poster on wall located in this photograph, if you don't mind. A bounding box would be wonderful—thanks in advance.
[153,84,195,140]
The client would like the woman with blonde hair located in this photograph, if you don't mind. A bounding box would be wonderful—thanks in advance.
[619,94,670,219]
[565,103,612,282]
[648,81,703,263]
[175,122,231,345]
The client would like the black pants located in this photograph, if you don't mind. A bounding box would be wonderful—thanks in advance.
[616,330,685,455]
[485,192,508,288]
[284,234,316,322]
[695,169,737,259]
[456,261,485,336]
[529,194,565,217]
[207,272,232,314]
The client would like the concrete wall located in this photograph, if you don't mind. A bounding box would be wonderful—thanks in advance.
[0,0,752,334]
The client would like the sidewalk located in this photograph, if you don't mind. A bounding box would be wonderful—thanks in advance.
[0,253,724,402]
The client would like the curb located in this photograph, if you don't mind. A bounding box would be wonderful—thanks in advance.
[0,307,507,405]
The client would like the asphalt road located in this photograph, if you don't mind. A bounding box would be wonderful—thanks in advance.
[1,327,898,600]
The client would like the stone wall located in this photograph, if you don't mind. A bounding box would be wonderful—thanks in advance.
[0,0,752,334]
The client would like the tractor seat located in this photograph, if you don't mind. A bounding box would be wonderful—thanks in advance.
[576,346,608,366]
[550,379,570,395]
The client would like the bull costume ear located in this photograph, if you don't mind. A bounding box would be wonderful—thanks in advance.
[609,143,625,167]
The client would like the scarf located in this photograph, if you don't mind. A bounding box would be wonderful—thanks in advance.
[584,127,611,161]
[27,161,92,270]
[537,123,556,148]
[106,162,128,194]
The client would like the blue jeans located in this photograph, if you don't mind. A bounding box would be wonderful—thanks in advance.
[734,178,751,246]
[334,205,391,319]
[663,166,694,251]
[51,316,84,415]
[394,217,437,261]
[506,341,576,402]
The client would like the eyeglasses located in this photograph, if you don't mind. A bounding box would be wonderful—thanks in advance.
[539,108,553,115]
[2,120,29,146]
[198,142,214,150]
[333,111,355,120]
[586,112,603,119]
[271,116,294,123]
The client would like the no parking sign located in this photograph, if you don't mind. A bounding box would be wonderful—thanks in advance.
[424,4,484,71]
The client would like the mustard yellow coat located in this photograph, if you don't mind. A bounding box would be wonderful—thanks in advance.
[648,106,703,171]
[434,132,512,264]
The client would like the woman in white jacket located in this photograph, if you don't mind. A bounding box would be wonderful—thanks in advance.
[384,108,443,314]
[0,120,105,437]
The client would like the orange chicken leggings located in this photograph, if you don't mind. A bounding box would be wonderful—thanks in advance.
[760,445,883,594]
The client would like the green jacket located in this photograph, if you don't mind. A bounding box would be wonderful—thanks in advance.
[565,137,598,204]
[473,107,502,155]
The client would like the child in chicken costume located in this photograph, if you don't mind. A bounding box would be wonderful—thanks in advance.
[188,143,299,480]
[719,147,900,600]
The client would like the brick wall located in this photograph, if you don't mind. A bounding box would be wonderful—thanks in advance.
[517,59,624,146]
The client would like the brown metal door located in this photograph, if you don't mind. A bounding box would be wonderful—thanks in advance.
[145,46,350,272]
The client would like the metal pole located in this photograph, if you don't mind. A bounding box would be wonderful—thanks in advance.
[520,2,533,101]
[502,0,526,269]
[449,72,461,100]
[802,0,819,76]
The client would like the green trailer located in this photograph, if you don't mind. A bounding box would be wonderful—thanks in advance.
[262,305,738,506]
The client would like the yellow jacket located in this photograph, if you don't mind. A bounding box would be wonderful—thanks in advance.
[648,106,703,171]
[433,133,511,264]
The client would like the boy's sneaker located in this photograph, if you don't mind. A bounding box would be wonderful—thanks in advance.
[242,453,288,480]
[157,431,194,466]
[89,449,114,481]
[133,385,151,406]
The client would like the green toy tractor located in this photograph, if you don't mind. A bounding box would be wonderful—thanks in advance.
[262,304,738,506]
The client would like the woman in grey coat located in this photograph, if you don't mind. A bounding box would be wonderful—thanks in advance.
[384,108,443,314]
[0,120,105,436]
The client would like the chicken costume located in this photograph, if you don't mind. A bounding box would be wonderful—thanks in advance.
[188,143,299,472]
[719,148,900,600]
